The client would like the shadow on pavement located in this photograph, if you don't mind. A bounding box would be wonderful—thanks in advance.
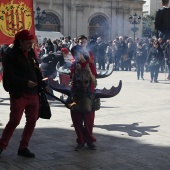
[94,122,160,137]
[0,125,168,170]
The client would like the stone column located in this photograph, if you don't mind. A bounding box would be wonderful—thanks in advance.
[76,5,84,37]
[70,5,77,38]
[124,8,131,37]
[115,8,124,36]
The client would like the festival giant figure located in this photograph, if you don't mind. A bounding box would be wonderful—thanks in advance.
[50,38,122,151]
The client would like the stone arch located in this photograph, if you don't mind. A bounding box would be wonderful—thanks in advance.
[89,14,109,41]
[39,12,61,31]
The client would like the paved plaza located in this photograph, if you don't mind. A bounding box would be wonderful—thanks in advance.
[0,70,170,170]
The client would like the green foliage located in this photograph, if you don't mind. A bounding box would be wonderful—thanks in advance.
[142,14,156,38]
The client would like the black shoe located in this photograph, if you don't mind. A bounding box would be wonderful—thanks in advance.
[75,144,84,151]
[154,80,159,83]
[87,143,97,150]
[18,148,35,158]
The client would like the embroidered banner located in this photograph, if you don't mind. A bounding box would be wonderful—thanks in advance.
[0,0,35,45]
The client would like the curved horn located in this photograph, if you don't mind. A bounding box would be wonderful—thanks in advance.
[95,80,122,98]
[96,65,114,79]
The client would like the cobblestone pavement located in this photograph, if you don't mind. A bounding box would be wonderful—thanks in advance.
[0,70,170,170]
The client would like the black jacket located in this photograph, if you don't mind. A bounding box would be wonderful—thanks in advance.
[146,47,163,66]
[3,47,45,94]
[155,7,170,39]
[135,48,146,64]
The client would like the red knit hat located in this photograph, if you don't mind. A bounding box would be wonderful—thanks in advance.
[61,47,69,55]
[15,30,35,41]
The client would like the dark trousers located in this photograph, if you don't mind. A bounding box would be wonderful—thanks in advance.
[167,64,170,76]
[0,93,39,149]
[150,66,159,81]
[136,63,144,78]
[98,57,105,70]
[115,54,121,70]
[124,59,131,71]
[71,110,96,144]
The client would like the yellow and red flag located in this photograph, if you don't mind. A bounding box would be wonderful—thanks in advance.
[0,0,35,45]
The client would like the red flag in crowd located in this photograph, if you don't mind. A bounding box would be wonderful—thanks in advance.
[0,0,35,45]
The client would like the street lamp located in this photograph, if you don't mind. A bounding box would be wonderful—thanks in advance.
[129,13,141,42]
[35,7,46,31]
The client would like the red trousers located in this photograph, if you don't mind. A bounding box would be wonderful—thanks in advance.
[71,110,96,144]
[0,93,39,149]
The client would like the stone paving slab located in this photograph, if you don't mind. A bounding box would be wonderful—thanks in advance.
[0,71,170,170]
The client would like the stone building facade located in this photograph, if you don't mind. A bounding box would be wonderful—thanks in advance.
[33,0,145,41]
[143,0,162,15]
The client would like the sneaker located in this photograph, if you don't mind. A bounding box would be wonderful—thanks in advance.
[87,143,97,150]
[75,144,85,151]
[150,79,153,83]
[141,77,144,80]
[154,80,159,83]
[18,148,35,158]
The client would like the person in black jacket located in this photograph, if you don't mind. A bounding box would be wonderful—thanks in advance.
[135,42,147,80]
[96,37,107,70]
[0,30,47,158]
[146,40,164,83]
[155,0,170,41]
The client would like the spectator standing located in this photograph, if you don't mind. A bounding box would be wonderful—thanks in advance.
[106,41,113,70]
[146,40,164,83]
[69,37,78,50]
[125,41,134,71]
[87,36,98,67]
[45,39,54,53]
[135,42,147,80]
[0,30,47,157]
[96,37,107,70]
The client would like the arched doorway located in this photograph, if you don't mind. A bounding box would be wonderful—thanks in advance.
[89,15,109,41]
[39,12,60,31]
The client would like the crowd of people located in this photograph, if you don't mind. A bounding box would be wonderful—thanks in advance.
[30,35,170,82]
[1,33,170,85]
